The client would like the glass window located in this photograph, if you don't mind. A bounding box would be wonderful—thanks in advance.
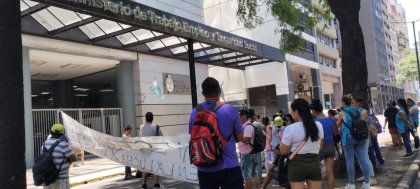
[95,19,123,34]
[47,7,81,26]
[79,23,106,38]
[116,33,138,45]
[319,55,337,68]
[31,9,64,31]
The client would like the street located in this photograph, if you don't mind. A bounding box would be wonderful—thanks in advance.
[70,115,419,189]
[73,175,199,189]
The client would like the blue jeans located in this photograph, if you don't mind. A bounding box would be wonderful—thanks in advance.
[241,153,260,180]
[401,131,413,154]
[368,136,384,166]
[342,136,371,183]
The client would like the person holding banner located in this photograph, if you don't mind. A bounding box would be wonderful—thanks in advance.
[42,124,76,189]
[122,125,135,180]
[189,77,245,189]
[139,112,161,189]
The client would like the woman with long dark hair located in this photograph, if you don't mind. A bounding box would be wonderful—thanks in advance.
[279,98,324,189]
[310,99,335,189]
[396,98,414,157]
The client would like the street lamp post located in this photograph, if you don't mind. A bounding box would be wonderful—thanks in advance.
[413,21,420,85]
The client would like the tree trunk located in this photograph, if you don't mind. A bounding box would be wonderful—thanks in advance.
[0,1,26,188]
[327,0,369,102]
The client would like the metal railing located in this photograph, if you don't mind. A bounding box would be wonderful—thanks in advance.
[32,108,123,160]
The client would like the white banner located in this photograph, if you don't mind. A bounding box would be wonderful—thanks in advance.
[61,112,198,183]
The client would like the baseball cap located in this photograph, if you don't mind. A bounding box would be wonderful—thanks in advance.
[51,124,65,134]
[273,117,284,127]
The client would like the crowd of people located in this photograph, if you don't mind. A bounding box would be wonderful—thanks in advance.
[189,77,420,189]
[38,76,419,189]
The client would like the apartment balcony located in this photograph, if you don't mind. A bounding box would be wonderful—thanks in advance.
[317,42,340,60]
[315,23,337,39]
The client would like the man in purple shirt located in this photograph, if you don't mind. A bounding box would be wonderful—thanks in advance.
[189,77,244,189]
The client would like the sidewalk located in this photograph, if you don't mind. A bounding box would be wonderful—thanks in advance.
[27,158,124,188]
[26,115,420,188]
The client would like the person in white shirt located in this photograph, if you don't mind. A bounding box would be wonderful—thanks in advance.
[279,98,324,189]
[139,112,160,189]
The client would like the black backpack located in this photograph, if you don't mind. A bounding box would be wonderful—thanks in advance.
[32,140,65,186]
[247,123,266,154]
[343,109,369,141]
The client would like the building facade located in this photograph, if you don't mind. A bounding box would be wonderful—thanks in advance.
[359,0,405,113]
[204,0,342,115]
[313,1,343,109]
[20,0,285,167]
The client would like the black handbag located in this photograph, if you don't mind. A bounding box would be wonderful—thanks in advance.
[277,137,307,186]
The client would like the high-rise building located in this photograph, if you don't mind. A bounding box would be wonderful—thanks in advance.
[313,1,343,109]
[359,0,405,113]
[204,0,345,112]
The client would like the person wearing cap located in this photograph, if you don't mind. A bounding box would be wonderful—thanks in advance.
[271,116,284,152]
[42,124,76,189]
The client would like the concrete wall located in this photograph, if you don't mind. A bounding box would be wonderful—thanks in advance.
[208,66,247,102]
[134,54,208,136]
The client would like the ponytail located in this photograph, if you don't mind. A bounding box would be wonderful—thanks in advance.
[291,98,320,142]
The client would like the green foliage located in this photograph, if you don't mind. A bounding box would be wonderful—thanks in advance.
[396,52,420,84]
[236,0,332,52]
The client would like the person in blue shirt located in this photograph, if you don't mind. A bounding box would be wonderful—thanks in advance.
[338,95,371,189]
[310,99,335,189]
[351,97,378,185]
[396,98,414,157]
[188,77,245,189]
[406,98,419,149]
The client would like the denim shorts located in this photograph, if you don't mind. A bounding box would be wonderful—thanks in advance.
[319,141,336,159]
[241,153,260,179]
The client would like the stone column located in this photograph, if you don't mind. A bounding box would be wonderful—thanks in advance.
[23,47,34,168]
[117,60,136,136]
[311,68,323,104]
[276,62,294,113]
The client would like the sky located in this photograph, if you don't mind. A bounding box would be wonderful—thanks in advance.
[398,0,420,48]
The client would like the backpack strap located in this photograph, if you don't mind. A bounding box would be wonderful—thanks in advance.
[196,103,204,112]
[343,110,360,130]
[46,140,62,154]
[208,101,224,112]
[289,137,308,160]
[244,123,256,147]
[156,125,160,136]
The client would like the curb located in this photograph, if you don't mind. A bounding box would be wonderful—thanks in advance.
[396,152,420,189]
[69,172,124,187]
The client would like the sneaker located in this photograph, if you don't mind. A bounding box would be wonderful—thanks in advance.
[362,182,370,189]
[154,183,161,188]
[124,175,134,180]
[356,176,364,182]
[141,184,147,189]
[344,183,356,189]
[370,177,377,185]
[403,153,414,158]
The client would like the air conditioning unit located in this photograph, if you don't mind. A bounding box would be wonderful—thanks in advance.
[295,83,310,92]
[298,73,308,81]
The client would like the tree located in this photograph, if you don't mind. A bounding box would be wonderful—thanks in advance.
[236,0,369,101]
[396,52,420,85]
[0,0,26,188]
